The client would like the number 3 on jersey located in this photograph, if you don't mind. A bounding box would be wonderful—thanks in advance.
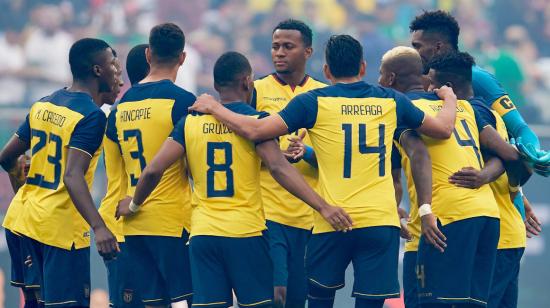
[206,142,234,197]
[342,123,386,178]
[123,129,146,186]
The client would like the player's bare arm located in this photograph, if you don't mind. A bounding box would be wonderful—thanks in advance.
[190,94,288,142]
[416,85,457,139]
[256,139,353,231]
[449,156,504,189]
[117,138,185,218]
[400,130,447,252]
[64,148,119,259]
[523,195,542,238]
[391,168,411,240]
[0,135,29,192]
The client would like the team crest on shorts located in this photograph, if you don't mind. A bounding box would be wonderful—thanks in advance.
[123,289,134,303]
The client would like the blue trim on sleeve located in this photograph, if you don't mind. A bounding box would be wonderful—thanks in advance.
[16,114,31,143]
[469,97,497,131]
[68,109,107,156]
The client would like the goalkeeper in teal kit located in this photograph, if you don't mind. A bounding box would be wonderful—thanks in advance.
[409,10,549,177]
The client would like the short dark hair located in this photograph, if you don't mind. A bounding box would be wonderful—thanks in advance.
[69,38,111,80]
[273,19,313,47]
[213,51,251,88]
[149,23,185,64]
[410,10,460,50]
[325,35,363,78]
[126,44,149,85]
[429,51,475,84]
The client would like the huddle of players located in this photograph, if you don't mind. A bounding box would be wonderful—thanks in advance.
[0,8,548,308]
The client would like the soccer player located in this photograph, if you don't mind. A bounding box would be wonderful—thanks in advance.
[107,23,194,308]
[0,38,120,307]
[413,50,524,308]
[119,51,351,308]
[253,19,327,308]
[409,10,550,177]
[99,44,147,308]
[379,47,522,308]
[189,35,459,308]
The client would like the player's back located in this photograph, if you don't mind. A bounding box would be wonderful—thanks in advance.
[106,80,195,236]
[13,89,106,249]
[281,81,427,233]
[177,102,267,238]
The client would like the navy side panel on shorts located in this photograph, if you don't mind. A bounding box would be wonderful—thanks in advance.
[5,229,25,288]
[488,248,524,308]
[403,251,419,308]
[104,242,143,308]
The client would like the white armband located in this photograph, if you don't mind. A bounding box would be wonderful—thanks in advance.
[418,204,432,217]
[129,200,141,213]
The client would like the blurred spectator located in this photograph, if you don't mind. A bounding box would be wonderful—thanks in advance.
[22,4,72,102]
[0,26,26,105]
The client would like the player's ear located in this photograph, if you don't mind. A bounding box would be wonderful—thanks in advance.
[389,72,396,86]
[304,46,313,59]
[358,60,366,78]
[243,74,253,92]
[323,64,333,82]
[92,64,101,78]
[178,51,187,66]
[145,47,152,65]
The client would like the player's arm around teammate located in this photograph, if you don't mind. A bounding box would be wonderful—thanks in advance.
[116,135,352,232]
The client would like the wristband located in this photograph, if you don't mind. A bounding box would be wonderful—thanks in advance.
[303,145,314,161]
[508,184,520,193]
[418,204,432,217]
[129,200,141,213]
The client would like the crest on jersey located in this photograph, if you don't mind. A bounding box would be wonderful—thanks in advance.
[123,289,134,303]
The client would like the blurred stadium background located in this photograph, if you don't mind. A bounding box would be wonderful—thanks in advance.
[0,0,548,307]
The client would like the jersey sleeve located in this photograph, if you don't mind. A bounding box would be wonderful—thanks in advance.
[69,110,107,157]
[472,66,507,110]
[471,102,497,131]
[171,91,196,125]
[170,115,187,148]
[278,92,318,133]
[15,114,31,142]
[501,108,541,149]
[250,88,258,109]
[394,91,425,141]
[105,107,118,143]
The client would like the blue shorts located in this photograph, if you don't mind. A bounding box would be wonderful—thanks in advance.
[104,242,143,307]
[306,226,400,300]
[265,220,310,302]
[488,248,524,308]
[21,235,91,307]
[124,230,193,306]
[417,216,500,307]
[5,229,26,289]
[403,251,418,308]
[189,235,273,307]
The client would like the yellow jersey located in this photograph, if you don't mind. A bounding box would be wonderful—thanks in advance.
[12,89,106,250]
[279,81,426,234]
[490,111,526,249]
[2,188,25,231]
[98,132,127,242]
[171,102,268,238]
[253,74,326,229]
[396,92,500,252]
[106,80,195,237]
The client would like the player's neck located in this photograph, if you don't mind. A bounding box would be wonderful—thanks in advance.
[399,75,425,93]
[332,76,362,84]
[402,84,425,93]
[453,86,474,100]
[141,66,178,83]
[67,81,101,106]
[275,69,306,87]
[218,91,247,105]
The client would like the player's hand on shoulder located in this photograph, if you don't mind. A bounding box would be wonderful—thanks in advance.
[320,204,353,232]
[188,94,222,114]
[115,196,133,219]
[284,130,306,163]
[433,85,457,102]
[93,225,119,261]
[448,167,487,189]
[398,207,412,240]
[420,213,447,253]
